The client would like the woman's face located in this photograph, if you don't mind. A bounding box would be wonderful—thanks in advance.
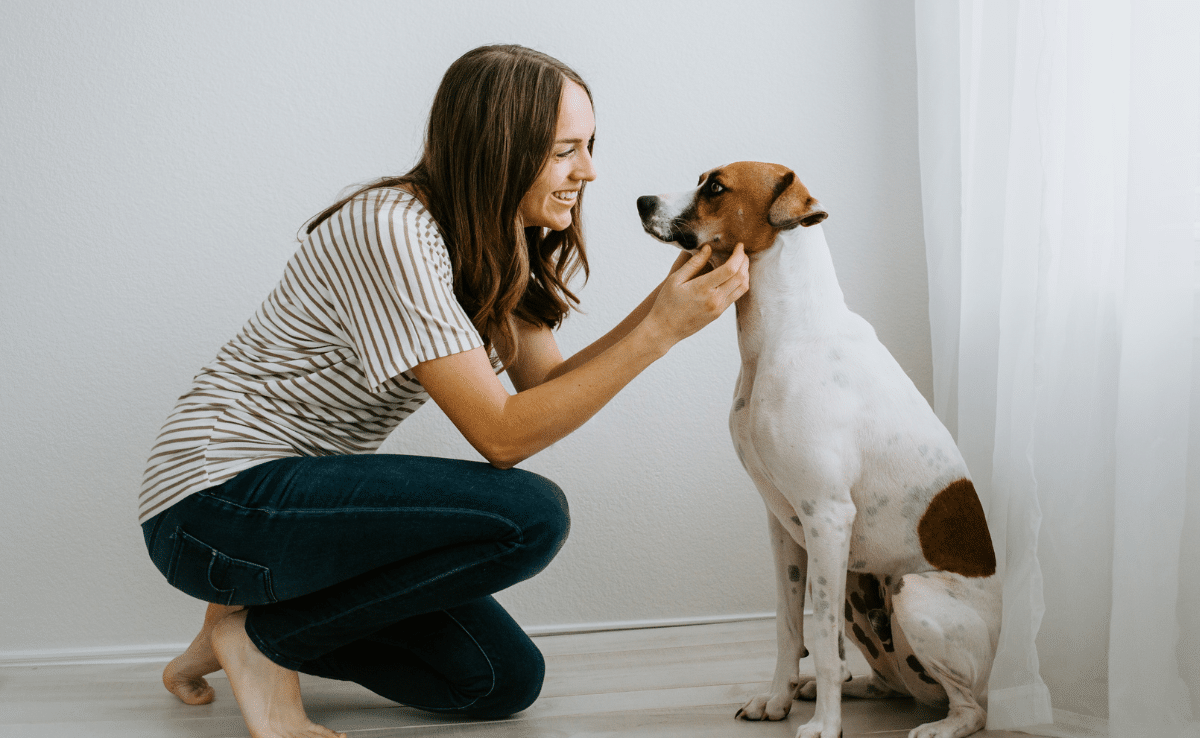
[518,80,597,231]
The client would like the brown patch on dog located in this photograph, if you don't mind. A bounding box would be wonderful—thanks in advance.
[917,479,997,577]
[690,162,827,256]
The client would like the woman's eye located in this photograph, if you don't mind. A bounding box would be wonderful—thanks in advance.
[556,148,574,159]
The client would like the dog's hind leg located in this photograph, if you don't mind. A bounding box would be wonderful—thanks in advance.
[737,511,807,721]
[890,571,1002,738]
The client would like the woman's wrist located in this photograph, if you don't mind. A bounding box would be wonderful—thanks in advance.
[626,314,674,363]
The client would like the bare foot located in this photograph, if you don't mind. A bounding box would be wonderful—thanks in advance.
[163,603,242,705]
[211,610,345,738]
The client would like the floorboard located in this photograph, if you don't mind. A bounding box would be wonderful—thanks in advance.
[0,620,1073,737]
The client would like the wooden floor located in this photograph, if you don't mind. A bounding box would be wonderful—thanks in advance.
[0,619,1058,737]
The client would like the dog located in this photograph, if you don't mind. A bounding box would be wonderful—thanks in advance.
[637,162,1003,738]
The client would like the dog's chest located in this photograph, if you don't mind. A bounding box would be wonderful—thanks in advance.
[729,337,853,486]
[728,338,848,521]
[729,330,968,575]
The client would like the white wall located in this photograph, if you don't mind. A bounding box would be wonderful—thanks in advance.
[0,0,928,657]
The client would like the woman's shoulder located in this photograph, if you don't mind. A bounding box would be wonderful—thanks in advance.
[377,188,445,241]
[302,184,448,272]
[343,186,427,221]
[332,187,451,273]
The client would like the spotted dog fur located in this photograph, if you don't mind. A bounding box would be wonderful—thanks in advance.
[638,163,1004,738]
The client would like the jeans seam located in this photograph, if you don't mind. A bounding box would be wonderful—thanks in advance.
[196,490,521,529]
[442,610,497,709]
[267,528,523,657]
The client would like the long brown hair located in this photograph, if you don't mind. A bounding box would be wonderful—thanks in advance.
[305,45,592,367]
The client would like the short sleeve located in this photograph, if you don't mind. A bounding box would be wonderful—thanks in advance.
[309,189,484,392]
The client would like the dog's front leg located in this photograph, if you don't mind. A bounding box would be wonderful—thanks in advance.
[796,495,856,738]
[737,511,807,720]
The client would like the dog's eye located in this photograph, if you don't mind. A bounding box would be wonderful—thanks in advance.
[709,181,725,194]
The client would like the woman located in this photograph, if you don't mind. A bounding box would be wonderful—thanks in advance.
[141,44,748,738]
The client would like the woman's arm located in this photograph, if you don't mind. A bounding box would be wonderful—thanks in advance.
[509,248,695,389]
[411,244,746,468]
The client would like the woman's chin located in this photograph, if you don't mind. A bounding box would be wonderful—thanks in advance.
[544,216,573,232]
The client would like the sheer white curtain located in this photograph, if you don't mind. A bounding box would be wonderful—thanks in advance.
[914,1,1199,735]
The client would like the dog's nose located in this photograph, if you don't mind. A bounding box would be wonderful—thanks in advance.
[636,195,658,220]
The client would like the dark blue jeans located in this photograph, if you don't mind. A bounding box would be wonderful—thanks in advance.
[142,454,570,718]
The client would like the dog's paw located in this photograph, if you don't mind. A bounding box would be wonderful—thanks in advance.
[797,717,843,738]
[735,690,795,721]
[797,675,818,700]
[906,707,985,738]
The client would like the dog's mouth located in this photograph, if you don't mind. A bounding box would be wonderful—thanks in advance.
[657,225,700,250]
[671,228,699,251]
[639,217,700,251]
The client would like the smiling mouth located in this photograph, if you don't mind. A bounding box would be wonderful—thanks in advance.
[552,190,579,204]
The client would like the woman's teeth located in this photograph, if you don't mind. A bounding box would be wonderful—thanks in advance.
[553,190,578,203]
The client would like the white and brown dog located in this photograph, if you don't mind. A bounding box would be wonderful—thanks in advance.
[638,162,1003,738]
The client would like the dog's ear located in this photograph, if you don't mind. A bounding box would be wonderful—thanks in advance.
[768,171,829,229]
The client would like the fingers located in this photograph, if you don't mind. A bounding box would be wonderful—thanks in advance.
[668,248,693,272]
[717,242,748,283]
[683,242,745,281]
[684,243,750,320]
[716,266,751,305]
[646,242,750,346]
[691,243,749,301]
[670,244,712,283]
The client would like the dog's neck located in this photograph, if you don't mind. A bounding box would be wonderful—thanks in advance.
[734,224,847,358]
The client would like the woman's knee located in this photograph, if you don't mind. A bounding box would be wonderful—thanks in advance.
[505,470,570,568]
[463,638,546,718]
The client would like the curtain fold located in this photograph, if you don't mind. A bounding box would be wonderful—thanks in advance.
[915,0,1199,733]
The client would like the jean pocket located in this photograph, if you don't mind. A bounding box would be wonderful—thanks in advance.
[166,527,277,606]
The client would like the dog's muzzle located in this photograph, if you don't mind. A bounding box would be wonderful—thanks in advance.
[637,195,699,251]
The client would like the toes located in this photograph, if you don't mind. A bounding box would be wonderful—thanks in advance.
[736,695,792,721]
[797,724,843,738]
[736,701,766,721]
[288,723,344,738]
[181,682,216,705]
[166,676,216,705]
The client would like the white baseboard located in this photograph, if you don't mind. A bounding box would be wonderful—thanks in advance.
[1020,709,1109,738]
[0,613,776,668]
[523,611,775,636]
[0,643,195,668]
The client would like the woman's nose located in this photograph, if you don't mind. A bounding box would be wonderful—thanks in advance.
[575,149,597,182]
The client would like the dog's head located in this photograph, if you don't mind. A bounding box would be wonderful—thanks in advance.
[636,162,827,259]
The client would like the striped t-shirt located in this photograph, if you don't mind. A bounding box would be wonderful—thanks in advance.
[139,188,483,524]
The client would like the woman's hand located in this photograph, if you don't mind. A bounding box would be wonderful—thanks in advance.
[643,243,750,348]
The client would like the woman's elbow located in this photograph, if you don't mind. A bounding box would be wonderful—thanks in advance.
[480,440,527,470]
